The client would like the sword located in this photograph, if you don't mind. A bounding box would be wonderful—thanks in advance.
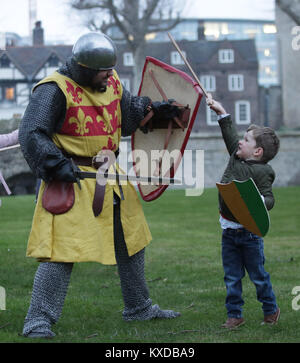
[168,32,208,98]
[0,144,20,152]
[75,170,181,185]
[0,171,12,195]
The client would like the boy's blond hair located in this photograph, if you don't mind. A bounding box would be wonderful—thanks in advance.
[247,124,280,163]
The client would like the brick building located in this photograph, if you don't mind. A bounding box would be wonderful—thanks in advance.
[0,21,260,133]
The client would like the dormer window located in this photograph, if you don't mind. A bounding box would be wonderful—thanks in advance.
[218,49,234,63]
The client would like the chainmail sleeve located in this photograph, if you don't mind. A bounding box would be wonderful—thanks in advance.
[19,82,68,181]
[120,87,151,137]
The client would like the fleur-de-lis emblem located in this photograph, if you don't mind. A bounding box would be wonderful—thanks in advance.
[65,80,83,104]
[103,137,117,151]
[107,77,121,95]
[96,108,114,134]
[69,108,92,135]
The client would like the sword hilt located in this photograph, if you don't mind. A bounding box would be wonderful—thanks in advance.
[70,158,82,190]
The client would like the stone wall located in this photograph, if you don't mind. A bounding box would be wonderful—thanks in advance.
[0,119,35,196]
[1,121,300,196]
[187,131,300,188]
[116,132,300,190]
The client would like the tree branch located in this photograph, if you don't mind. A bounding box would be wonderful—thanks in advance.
[70,0,184,91]
[71,0,109,10]
[147,16,181,34]
[143,0,160,22]
[107,0,135,48]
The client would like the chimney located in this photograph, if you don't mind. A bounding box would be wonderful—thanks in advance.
[33,21,44,46]
[197,20,205,41]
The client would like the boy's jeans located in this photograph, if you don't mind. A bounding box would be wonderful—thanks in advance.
[222,228,278,318]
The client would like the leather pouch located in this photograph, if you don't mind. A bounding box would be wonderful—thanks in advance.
[42,180,75,215]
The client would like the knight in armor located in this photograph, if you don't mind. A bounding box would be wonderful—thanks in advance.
[19,32,181,338]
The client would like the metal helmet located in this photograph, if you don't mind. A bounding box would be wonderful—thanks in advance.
[72,32,117,71]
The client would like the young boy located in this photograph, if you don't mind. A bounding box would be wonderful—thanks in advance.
[206,95,280,329]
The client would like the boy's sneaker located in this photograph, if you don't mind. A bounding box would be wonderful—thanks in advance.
[262,308,280,325]
[221,317,245,329]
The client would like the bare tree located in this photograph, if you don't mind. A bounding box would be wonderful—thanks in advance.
[276,0,300,25]
[70,0,184,92]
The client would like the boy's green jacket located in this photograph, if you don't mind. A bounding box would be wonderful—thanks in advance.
[218,116,275,223]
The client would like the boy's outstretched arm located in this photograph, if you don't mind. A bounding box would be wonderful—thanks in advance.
[206,94,239,155]
[206,94,227,115]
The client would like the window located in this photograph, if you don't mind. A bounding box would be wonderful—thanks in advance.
[5,87,14,100]
[263,24,276,34]
[235,101,251,124]
[123,52,134,66]
[200,75,216,92]
[120,78,130,91]
[228,74,244,91]
[218,49,234,63]
[171,51,185,65]
[206,105,218,125]
[0,85,15,102]
[0,55,10,68]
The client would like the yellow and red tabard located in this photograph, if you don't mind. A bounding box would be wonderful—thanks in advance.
[26,71,152,265]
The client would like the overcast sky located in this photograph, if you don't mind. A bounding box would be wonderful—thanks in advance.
[0,0,275,44]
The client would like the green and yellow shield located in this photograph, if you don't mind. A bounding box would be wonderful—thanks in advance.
[216,178,270,237]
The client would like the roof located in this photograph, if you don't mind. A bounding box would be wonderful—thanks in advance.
[0,45,72,80]
[0,38,257,80]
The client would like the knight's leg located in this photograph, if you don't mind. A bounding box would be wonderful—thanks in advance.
[113,201,180,321]
[23,262,73,338]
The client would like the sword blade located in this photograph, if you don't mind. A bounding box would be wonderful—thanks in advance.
[76,171,181,184]
[0,144,20,152]
[0,172,12,195]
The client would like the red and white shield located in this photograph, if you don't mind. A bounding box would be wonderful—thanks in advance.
[131,56,203,201]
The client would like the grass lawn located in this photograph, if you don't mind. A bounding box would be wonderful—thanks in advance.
[0,186,299,343]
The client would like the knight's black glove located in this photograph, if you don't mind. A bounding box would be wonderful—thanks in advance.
[151,99,180,120]
[52,159,82,183]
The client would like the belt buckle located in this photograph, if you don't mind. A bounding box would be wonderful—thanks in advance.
[92,155,108,172]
